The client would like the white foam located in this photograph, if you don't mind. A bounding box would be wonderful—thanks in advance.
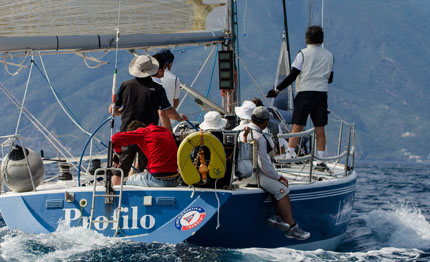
[366,204,430,250]
[239,246,426,262]
[0,221,121,262]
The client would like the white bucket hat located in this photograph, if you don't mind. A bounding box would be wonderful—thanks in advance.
[199,111,227,130]
[129,55,159,78]
[235,100,256,120]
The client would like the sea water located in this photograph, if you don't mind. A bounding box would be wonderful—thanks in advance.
[0,162,429,262]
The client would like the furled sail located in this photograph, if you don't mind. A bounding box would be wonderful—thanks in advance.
[0,0,229,52]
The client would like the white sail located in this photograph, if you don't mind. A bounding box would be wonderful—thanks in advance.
[0,0,229,52]
[274,34,294,111]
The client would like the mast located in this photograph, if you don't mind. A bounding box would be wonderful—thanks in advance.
[219,0,237,114]
[282,0,294,111]
[282,0,292,71]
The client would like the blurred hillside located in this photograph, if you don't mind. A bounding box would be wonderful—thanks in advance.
[0,0,429,162]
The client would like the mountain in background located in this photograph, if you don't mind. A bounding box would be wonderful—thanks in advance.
[0,0,429,162]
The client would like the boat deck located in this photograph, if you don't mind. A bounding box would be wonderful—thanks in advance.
[276,160,350,185]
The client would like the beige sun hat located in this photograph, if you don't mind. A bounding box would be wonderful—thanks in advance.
[235,100,256,120]
[129,55,159,78]
[199,111,227,130]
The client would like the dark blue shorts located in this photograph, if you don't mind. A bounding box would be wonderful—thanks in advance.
[292,91,328,127]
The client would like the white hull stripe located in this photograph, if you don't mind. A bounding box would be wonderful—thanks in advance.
[290,184,356,201]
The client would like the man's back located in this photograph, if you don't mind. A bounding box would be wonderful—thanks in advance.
[112,124,178,174]
[295,45,334,92]
[116,77,170,131]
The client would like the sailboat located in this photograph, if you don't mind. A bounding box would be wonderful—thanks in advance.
[0,1,356,250]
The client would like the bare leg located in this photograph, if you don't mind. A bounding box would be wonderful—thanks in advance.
[314,126,326,151]
[277,194,295,226]
[288,124,305,149]
[112,175,122,185]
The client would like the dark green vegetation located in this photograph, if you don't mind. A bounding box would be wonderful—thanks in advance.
[0,0,428,162]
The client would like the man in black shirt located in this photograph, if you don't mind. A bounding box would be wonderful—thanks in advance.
[109,55,187,184]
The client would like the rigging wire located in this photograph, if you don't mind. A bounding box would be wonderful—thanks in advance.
[0,83,88,172]
[242,0,248,36]
[308,0,316,26]
[35,55,107,148]
[14,56,34,136]
[197,46,219,122]
[271,0,283,36]
[177,45,217,112]
[233,50,290,132]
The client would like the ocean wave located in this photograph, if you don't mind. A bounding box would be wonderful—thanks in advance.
[366,204,430,251]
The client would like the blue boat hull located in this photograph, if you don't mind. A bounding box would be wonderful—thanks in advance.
[189,173,356,250]
[0,172,356,250]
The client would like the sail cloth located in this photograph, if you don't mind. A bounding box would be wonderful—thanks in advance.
[0,0,229,52]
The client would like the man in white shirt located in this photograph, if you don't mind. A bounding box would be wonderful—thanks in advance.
[153,49,181,132]
[266,26,334,171]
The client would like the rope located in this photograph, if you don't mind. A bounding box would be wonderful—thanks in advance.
[76,53,107,69]
[3,50,31,76]
[214,179,221,230]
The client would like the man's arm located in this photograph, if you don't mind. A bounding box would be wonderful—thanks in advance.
[111,129,144,153]
[159,109,173,133]
[328,71,334,84]
[163,107,188,122]
[266,67,301,98]
[256,135,281,180]
[108,104,122,116]
[173,76,180,108]
[158,82,187,122]
[173,98,179,108]
[275,67,301,92]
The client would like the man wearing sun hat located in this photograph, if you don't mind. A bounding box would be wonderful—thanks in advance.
[232,100,256,131]
[109,55,187,185]
[238,106,310,241]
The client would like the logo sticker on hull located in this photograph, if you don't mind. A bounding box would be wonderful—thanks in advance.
[175,207,206,231]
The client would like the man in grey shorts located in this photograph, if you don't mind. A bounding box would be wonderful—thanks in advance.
[239,106,310,240]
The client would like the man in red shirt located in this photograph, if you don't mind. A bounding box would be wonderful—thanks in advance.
[111,120,179,186]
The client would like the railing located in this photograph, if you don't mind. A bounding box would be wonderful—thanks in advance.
[275,119,356,182]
